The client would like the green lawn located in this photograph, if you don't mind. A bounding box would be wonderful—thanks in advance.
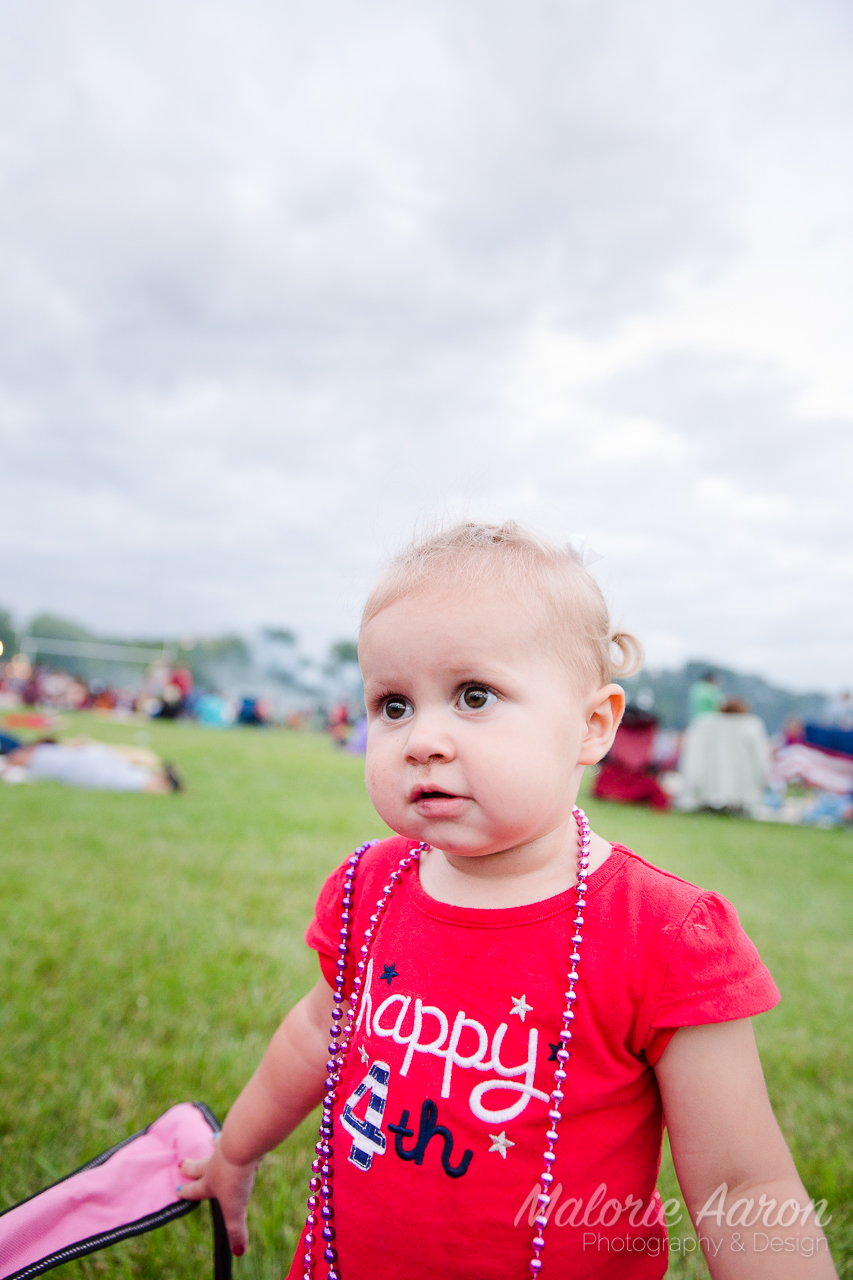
[1,715,851,1278]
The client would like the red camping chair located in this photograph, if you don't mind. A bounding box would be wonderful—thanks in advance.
[0,1103,230,1279]
[591,708,671,810]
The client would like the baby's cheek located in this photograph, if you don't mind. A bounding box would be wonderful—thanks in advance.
[364,753,398,812]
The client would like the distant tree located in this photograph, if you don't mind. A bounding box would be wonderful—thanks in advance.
[262,627,296,645]
[328,640,359,669]
[28,613,94,641]
[619,661,825,733]
[185,634,251,686]
[0,607,17,660]
[24,613,97,677]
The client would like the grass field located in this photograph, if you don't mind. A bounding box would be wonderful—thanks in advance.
[2,714,851,1278]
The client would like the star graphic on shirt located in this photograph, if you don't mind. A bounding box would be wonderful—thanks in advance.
[359,1044,370,1065]
[488,1131,515,1159]
[548,1042,561,1062]
[510,994,533,1022]
[380,963,400,985]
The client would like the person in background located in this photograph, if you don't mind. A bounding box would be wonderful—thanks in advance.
[688,670,724,720]
[677,698,770,815]
[0,738,182,793]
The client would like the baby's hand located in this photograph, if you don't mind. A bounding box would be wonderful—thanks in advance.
[178,1148,259,1257]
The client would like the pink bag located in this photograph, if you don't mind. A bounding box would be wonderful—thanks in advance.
[0,1103,230,1279]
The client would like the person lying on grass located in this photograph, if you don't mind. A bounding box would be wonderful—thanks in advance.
[0,737,182,792]
[180,521,836,1279]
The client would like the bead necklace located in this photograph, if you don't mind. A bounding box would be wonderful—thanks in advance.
[301,804,592,1280]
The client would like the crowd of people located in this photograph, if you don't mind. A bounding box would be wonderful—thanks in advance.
[0,654,368,793]
[592,672,853,826]
[4,654,849,820]
[0,657,291,728]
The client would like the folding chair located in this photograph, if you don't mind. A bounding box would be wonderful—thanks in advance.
[0,1103,231,1279]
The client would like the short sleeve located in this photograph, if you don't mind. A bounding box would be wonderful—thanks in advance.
[305,861,349,989]
[642,891,780,1064]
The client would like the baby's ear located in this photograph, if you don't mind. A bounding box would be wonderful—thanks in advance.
[578,685,625,765]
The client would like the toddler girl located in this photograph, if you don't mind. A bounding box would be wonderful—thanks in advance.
[180,522,835,1279]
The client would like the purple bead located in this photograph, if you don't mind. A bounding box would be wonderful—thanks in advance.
[353,976,362,988]
[534,1214,548,1229]
[551,1087,564,1101]
[307,1196,318,1210]
[537,1192,551,1206]
[559,1029,572,1042]
[571,933,583,945]
[335,959,346,971]
[533,1235,546,1249]
[324,1247,338,1263]
[541,1170,554,1185]
[548,1108,562,1122]
[327,1270,340,1280]
[530,1259,543,1273]
[304,1232,315,1246]
[322,1226,336,1242]
[320,1184,333,1199]
[321,1205,334,1220]
[306,1213,316,1227]
[545,1132,559,1145]
[554,1069,567,1081]
[543,1148,557,1162]
[556,1049,569,1062]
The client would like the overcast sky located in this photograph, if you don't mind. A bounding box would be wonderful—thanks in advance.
[1,0,851,690]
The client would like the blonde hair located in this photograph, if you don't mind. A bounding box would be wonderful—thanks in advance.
[361,521,643,689]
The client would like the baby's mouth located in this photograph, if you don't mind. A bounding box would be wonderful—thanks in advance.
[410,784,458,801]
[409,785,470,814]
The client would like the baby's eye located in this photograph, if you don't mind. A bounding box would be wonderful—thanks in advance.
[381,697,414,721]
[457,686,497,712]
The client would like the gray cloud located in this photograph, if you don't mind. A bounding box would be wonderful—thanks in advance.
[0,0,851,689]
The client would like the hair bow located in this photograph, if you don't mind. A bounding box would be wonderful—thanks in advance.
[568,534,604,568]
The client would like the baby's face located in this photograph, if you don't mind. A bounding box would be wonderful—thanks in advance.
[359,585,619,859]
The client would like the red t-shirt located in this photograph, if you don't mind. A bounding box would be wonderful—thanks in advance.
[290,837,779,1279]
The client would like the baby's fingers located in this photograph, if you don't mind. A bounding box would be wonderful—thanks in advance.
[177,1158,210,1200]
[221,1207,249,1257]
